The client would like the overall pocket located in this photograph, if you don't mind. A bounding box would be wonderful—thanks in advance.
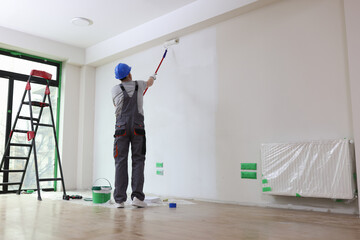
[134,128,145,136]
[114,119,126,137]
[114,129,126,137]
[134,120,144,130]
[115,120,126,130]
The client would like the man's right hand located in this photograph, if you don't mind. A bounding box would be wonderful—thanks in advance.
[147,74,156,88]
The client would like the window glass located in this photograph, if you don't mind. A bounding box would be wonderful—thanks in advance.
[9,81,58,189]
[0,54,57,81]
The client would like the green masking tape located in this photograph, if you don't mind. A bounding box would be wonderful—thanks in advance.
[296,193,301,197]
[262,179,268,184]
[241,163,257,170]
[241,172,257,179]
[10,51,22,56]
[156,170,164,176]
[262,187,271,192]
[156,162,163,168]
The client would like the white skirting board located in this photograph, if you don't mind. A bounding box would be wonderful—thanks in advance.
[261,139,356,199]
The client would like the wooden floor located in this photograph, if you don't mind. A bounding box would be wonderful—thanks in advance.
[1,193,360,240]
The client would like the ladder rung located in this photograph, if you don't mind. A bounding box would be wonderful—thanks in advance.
[39,178,62,182]
[33,123,53,127]
[5,156,29,160]
[18,116,39,122]
[13,129,28,134]
[0,182,21,186]
[23,101,49,107]
[9,143,32,147]
[0,169,25,173]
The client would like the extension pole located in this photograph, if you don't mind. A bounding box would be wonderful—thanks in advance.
[143,49,168,96]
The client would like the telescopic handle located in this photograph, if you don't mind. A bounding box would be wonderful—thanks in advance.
[144,49,168,96]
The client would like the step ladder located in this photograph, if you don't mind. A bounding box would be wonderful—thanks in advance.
[0,70,67,200]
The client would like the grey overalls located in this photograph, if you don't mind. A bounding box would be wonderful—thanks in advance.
[113,81,146,203]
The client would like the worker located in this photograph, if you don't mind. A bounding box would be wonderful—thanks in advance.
[111,63,155,208]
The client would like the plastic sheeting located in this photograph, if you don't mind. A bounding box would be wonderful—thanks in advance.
[261,139,356,199]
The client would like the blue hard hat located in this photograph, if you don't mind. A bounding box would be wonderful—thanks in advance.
[115,63,131,79]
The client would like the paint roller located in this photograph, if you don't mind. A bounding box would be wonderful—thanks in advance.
[143,38,179,96]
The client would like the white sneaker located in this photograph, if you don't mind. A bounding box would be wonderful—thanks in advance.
[115,202,125,208]
[132,197,147,208]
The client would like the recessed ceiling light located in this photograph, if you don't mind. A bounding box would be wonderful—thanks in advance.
[71,17,93,27]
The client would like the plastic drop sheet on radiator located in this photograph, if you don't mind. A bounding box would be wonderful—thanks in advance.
[261,139,356,199]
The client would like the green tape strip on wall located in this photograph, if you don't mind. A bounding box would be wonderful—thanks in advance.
[156,162,163,168]
[296,193,301,197]
[156,170,164,176]
[262,179,268,184]
[241,163,257,170]
[241,172,257,179]
[262,187,271,192]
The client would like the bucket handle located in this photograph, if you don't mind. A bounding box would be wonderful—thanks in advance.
[93,178,112,189]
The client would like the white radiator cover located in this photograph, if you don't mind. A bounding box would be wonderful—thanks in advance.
[261,139,356,199]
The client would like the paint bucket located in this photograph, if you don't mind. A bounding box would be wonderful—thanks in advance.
[92,178,112,204]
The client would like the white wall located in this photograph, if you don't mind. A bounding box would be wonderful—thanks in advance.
[59,64,95,190]
[93,0,358,214]
[77,66,95,189]
[344,0,360,213]
[215,0,356,213]
[59,63,81,190]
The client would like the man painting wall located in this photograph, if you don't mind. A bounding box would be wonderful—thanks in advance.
[111,63,155,208]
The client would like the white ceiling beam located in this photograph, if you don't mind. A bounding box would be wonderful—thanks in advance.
[86,0,279,66]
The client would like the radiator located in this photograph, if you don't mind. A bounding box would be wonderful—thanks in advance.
[261,139,356,199]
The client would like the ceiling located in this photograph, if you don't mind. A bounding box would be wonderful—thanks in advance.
[0,0,196,48]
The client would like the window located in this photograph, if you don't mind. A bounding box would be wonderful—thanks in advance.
[0,49,61,193]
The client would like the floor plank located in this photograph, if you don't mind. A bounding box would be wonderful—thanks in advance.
[0,193,360,240]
